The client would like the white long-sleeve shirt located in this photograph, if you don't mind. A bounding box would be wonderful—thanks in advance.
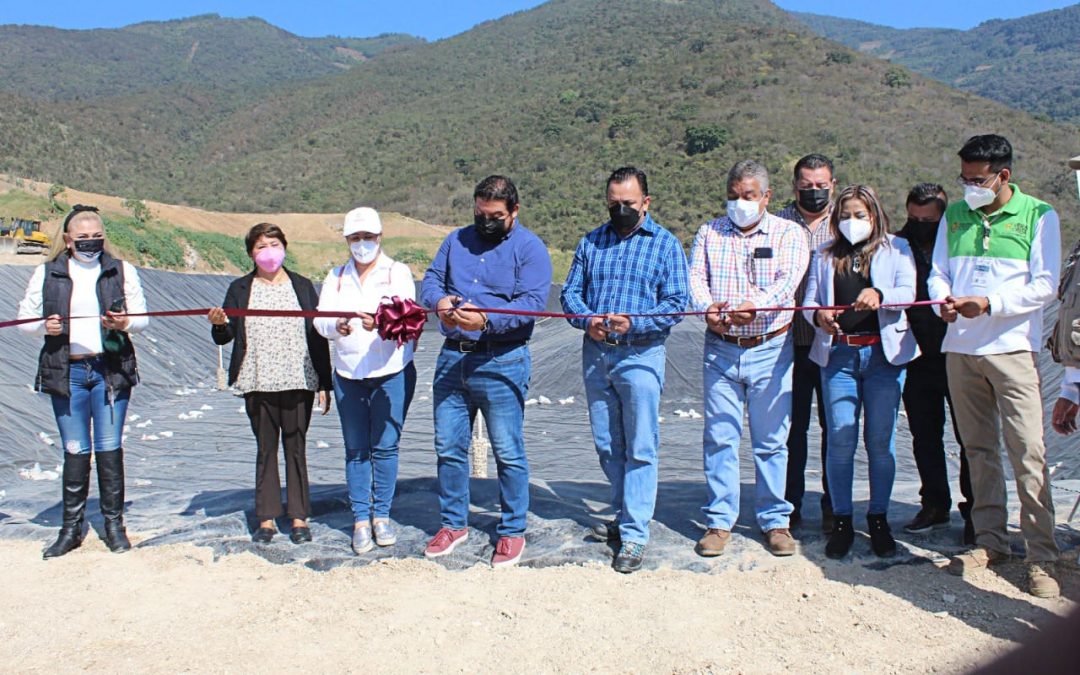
[1061,366,1080,404]
[315,254,415,380]
[17,258,149,355]
[927,186,1060,355]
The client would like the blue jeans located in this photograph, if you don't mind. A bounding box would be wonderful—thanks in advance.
[582,338,665,545]
[702,332,794,531]
[821,343,906,516]
[433,344,530,537]
[50,356,130,455]
[334,362,417,522]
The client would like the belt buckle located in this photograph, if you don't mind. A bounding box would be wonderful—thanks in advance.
[458,340,477,353]
[736,335,760,348]
[604,333,621,346]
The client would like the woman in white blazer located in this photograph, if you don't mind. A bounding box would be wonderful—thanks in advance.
[314,207,417,555]
[802,185,919,560]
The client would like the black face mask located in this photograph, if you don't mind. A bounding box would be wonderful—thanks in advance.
[608,204,641,234]
[72,238,105,260]
[905,218,938,244]
[474,214,508,242]
[797,188,830,214]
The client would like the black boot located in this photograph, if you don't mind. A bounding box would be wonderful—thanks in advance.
[43,453,91,559]
[96,449,131,553]
[825,515,854,559]
[867,513,896,558]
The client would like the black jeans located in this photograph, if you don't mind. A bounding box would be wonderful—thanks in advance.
[245,389,315,521]
[902,356,972,517]
[785,345,830,512]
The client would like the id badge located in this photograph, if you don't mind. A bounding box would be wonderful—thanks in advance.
[971,258,991,290]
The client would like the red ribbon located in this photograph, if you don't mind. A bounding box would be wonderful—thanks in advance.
[374,296,427,346]
[0,300,946,331]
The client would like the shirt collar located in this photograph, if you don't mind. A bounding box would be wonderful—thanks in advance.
[721,211,772,235]
[606,212,658,238]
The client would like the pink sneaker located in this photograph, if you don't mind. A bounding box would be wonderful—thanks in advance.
[491,536,526,568]
[424,527,468,558]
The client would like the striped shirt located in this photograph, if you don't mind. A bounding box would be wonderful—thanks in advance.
[560,214,689,339]
[688,211,810,337]
[776,202,834,346]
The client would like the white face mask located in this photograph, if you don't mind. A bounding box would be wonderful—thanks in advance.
[838,218,873,245]
[963,176,1000,210]
[726,199,762,229]
[350,240,379,265]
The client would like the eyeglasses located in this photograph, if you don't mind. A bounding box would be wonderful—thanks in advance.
[955,174,998,188]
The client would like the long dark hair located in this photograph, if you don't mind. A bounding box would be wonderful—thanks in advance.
[824,185,890,277]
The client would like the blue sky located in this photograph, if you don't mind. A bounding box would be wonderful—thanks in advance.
[0,1,1075,39]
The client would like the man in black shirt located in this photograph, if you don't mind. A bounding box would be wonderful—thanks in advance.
[897,183,973,544]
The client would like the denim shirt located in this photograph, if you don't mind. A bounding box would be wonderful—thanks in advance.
[560,214,690,340]
[420,220,553,342]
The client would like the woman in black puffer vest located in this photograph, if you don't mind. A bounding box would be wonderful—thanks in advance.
[16,205,149,559]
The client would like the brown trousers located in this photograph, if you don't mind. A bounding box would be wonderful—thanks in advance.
[946,352,1058,562]
[244,390,315,521]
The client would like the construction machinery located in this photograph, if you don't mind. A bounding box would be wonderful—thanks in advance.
[0,217,52,254]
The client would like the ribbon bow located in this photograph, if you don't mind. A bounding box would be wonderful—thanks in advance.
[374,296,427,346]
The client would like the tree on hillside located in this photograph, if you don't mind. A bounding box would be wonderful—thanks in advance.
[685,124,730,156]
[47,183,66,212]
[123,197,151,224]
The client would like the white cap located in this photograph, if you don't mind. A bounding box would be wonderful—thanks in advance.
[343,207,382,236]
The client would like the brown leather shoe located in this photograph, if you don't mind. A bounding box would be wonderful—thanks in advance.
[764,528,796,557]
[695,528,731,557]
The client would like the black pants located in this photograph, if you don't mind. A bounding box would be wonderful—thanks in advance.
[902,356,972,516]
[785,345,830,512]
[244,389,315,521]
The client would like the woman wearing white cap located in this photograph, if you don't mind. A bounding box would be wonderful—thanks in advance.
[315,207,417,554]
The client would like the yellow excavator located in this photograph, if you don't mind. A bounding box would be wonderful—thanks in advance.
[0,217,52,254]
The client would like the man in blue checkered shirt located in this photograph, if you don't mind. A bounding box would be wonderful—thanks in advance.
[560,166,689,574]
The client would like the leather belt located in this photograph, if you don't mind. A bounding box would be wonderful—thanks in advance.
[714,323,790,348]
[444,338,528,353]
[602,333,663,347]
[834,333,881,346]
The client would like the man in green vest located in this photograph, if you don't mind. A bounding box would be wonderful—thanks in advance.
[927,134,1061,599]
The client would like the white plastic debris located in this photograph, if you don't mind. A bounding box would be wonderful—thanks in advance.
[558,396,574,405]
[141,434,159,441]
[19,463,59,481]
[178,410,205,421]
[525,398,538,406]
[134,478,153,487]
[537,395,552,405]
[135,419,153,428]
[199,404,213,411]
[127,414,141,421]
[315,441,330,449]
[37,431,55,446]
[687,409,702,419]
[159,431,174,438]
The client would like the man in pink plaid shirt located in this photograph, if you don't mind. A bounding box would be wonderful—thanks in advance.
[688,159,810,558]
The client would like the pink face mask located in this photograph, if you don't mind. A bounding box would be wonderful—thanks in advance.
[254,246,285,273]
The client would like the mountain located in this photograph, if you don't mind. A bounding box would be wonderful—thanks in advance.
[0,0,1078,252]
[0,14,423,101]
[793,5,1080,125]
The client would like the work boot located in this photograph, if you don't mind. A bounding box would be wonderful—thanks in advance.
[764,528,797,556]
[43,452,92,559]
[1027,564,1060,599]
[867,513,896,558]
[903,506,950,533]
[948,547,1010,577]
[96,449,131,553]
[825,515,854,559]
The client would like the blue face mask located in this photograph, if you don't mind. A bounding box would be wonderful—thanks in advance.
[73,238,104,262]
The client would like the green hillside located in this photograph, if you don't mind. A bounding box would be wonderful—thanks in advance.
[0,14,423,101]
[793,5,1080,125]
[0,0,1077,254]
